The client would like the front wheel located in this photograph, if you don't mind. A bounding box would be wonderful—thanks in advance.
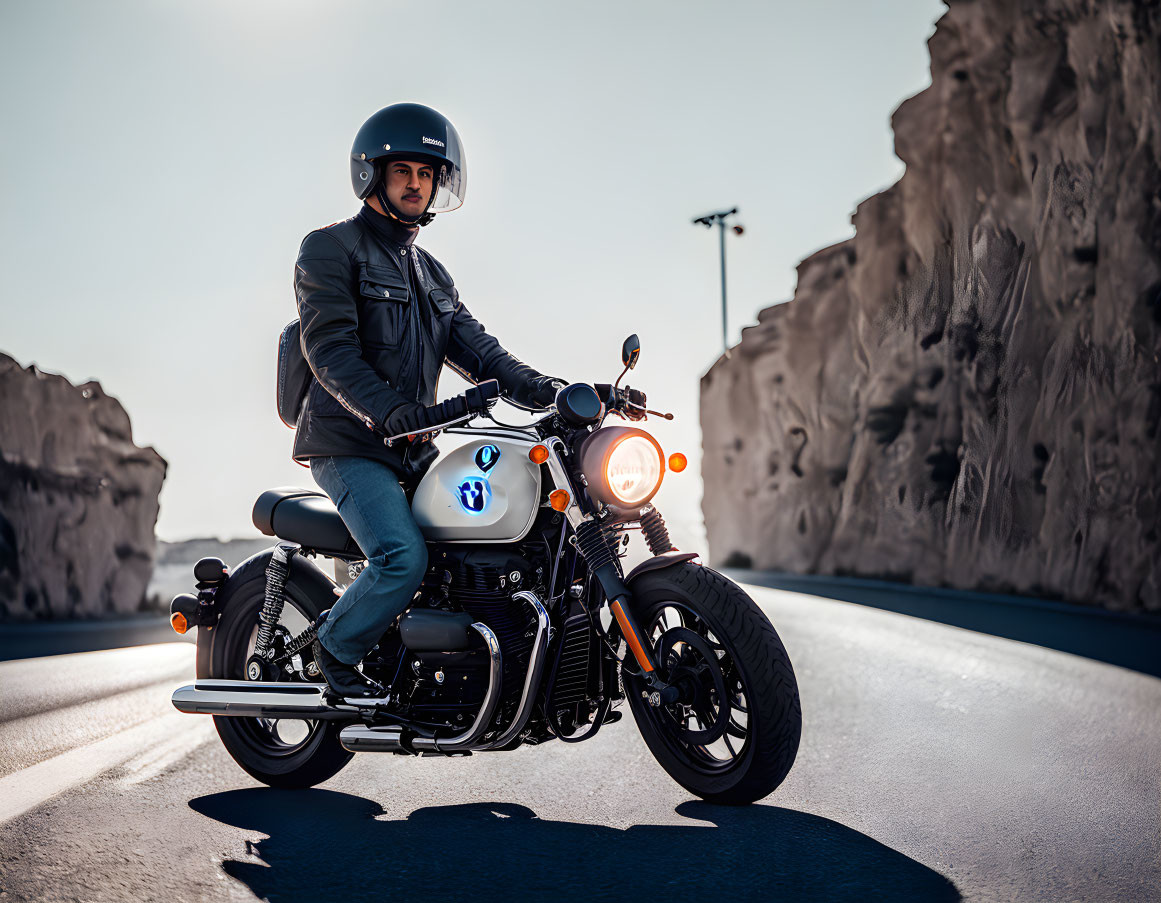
[623,563,801,805]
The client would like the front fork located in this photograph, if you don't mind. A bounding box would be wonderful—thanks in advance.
[589,558,682,704]
[543,437,682,702]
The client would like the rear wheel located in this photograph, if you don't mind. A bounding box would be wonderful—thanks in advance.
[624,563,801,805]
[210,571,354,788]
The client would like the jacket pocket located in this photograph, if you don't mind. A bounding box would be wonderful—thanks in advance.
[428,288,456,315]
[428,288,456,363]
[357,263,409,348]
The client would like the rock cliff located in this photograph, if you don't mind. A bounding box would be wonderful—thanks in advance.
[701,0,1161,612]
[0,353,167,619]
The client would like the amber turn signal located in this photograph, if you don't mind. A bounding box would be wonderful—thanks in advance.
[549,489,571,511]
[170,611,189,635]
[668,452,688,473]
[529,444,550,464]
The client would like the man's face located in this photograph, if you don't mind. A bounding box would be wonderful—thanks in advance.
[384,159,435,218]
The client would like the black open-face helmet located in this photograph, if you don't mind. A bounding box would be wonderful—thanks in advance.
[350,103,466,227]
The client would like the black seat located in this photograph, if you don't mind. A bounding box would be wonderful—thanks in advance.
[252,487,363,558]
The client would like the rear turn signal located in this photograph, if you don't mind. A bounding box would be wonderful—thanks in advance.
[170,611,189,635]
[529,444,550,464]
[668,452,688,473]
[549,489,571,511]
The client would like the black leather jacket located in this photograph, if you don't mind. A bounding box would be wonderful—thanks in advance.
[292,205,556,480]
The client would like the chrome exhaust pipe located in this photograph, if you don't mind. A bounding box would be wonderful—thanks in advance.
[181,620,507,750]
[339,724,405,752]
[171,679,349,720]
[341,622,503,754]
[412,622,502,753]
[480,590,550,751]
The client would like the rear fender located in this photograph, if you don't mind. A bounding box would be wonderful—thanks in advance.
[195,546,338,679]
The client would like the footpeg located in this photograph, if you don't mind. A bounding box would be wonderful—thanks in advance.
[330,693,391,708]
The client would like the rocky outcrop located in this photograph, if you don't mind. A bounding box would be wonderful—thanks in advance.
[0,353,167,619]
[701,0,1161,612]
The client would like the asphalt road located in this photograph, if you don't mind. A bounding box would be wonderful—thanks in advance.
[0,581,1157,902]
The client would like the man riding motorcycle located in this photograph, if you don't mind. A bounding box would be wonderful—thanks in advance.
[292,102,566,702]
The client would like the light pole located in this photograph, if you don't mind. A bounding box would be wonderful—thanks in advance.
[692,207,744,355]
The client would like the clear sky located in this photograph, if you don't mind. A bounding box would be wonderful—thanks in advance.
[0,0,944,553]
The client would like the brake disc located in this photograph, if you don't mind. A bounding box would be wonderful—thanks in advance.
[652,626,730,746]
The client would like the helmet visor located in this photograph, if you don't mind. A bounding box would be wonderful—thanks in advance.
[429,163,465,213]
[428,125,465,213]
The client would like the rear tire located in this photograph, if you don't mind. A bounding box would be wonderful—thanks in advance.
[210,571,354,789]
[624,563,801,805]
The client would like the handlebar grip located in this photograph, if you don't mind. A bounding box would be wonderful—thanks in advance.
[465,379,501,411]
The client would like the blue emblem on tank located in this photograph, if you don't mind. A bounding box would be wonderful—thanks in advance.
[474,443,501,474]
[456,477,491,514]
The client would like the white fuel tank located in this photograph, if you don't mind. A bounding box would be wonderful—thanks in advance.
[411,435,542,543]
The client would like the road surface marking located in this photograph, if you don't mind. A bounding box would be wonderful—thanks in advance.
[119,717,214,786]
[0,711,211,825]
[0,643,195,725]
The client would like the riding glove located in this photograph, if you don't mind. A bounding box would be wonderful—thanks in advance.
[523,376,567,409]
[382,397,469,440]
[381,382,499,440]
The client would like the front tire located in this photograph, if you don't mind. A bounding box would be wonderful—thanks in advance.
[624,563,801,805]
[210,569,354,788]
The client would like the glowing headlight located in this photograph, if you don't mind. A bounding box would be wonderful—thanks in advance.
[606,436,663,506]
[576,426,666,512]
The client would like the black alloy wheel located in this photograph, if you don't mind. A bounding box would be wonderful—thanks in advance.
[624,563,801,805]
[210,570,354,788]
[640,602,751,771]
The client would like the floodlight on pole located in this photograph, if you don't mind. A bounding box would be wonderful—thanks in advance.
[692,207,743,355]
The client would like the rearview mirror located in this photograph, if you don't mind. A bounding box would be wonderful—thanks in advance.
[622,334,641,370]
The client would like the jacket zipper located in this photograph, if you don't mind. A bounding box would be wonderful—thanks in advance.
[409,246,424,402]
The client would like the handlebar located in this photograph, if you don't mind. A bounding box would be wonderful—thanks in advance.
[386,377,669,448]
[382,379,501,446]
[594,382,650,422]
[465,379,501,411]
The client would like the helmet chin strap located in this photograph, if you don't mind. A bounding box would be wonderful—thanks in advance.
[374,178,436,228]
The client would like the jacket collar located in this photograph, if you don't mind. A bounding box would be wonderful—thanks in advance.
[357,203,419,248]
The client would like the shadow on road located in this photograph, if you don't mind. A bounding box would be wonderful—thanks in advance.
[191,788,959,902]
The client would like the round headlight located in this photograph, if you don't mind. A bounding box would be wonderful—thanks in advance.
[606,436,662,506]
[576,426,665,513]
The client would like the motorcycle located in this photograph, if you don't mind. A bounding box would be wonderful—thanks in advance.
[169,335,802,805]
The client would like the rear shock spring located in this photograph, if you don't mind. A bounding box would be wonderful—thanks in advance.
[639,506,675,555]
[255,542,297,659]
[281,621,318,660]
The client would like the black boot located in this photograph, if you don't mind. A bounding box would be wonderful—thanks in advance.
[311,638,387,703]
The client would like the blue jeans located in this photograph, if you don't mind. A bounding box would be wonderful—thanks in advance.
[309,455,428,664]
